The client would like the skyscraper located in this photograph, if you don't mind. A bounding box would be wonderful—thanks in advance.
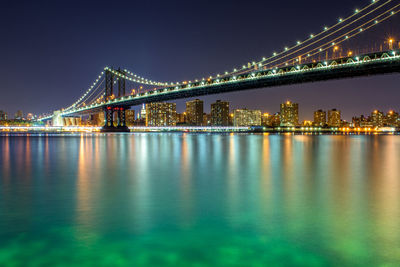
[280,101,299,126]
[233,109,262,127]
[262,113,271,126]
[371,110,384,127]
[186,99,203,126]
[327,109,341,127]
[211,100,229,126]
[140,104,146,119]
[146,102,176,126]
[313,109,326,126]
[385,110,399,127]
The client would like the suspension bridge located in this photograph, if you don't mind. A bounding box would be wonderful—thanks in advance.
[38,0,400,132]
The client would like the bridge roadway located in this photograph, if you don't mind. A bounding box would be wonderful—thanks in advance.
[57,50,400,118]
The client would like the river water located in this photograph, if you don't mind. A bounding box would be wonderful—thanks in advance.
[0,133,399,266]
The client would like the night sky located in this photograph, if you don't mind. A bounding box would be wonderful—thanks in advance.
[1,0,400,121]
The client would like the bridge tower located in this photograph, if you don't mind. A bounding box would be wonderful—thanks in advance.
[116,68,129,131]
[103,69,114,128]
[101,68,130,132]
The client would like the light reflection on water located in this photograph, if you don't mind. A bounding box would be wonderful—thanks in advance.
[0,133,400,266]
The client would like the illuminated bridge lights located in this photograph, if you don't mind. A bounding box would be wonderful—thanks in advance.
[45,0,400,118]
[44,50,400,119]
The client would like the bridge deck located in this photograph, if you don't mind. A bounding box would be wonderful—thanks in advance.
[48,50,400,118]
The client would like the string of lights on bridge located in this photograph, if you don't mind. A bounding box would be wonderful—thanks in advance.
[38,48,399,121]
[39,0,400,119]
[92,0,389,91]
[116,0,392,88]
[271,4,400,69]
[254,0,389,67]
[257,0,395,69]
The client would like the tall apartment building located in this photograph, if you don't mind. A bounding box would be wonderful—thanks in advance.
[211,100,230,126]
[186,99,204,126]
[313,109,326,126]
[327,109,341,127]
[125,110,135,127]
[280,101,299,126]
[371,110,384,127]
[146,102,176,126]
[385,110,399,127]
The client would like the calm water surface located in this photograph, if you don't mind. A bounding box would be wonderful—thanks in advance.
[1,133,400,266]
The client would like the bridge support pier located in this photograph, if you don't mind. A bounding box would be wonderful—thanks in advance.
[100,106,130,132]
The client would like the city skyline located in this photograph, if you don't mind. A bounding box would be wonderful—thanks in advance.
[2,97,400,126]
[1,0,400,118]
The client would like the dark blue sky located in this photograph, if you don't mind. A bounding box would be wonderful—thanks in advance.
[1,0,400,120]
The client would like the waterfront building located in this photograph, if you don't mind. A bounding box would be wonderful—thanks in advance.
[352,115,373,128]
[233,109,262,127]
[211,100,230,126]
[271,113,281,127]
[14,110,23,120]
[313,109,326,127]
[341,120,351,127]
[176,113,187,125]
[0,110,7,120]
[327,109,341,127]
[303,120,313,126]
[203,113,211,126]
[385,110,399,127]
[262,113,271,126]
[146,102,176,126]
[126,110,135,127]
[280,101,299,126]
[371,110,385,127]
[186,99,204,126]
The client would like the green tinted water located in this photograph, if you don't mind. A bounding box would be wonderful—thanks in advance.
[0,134,399,266]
